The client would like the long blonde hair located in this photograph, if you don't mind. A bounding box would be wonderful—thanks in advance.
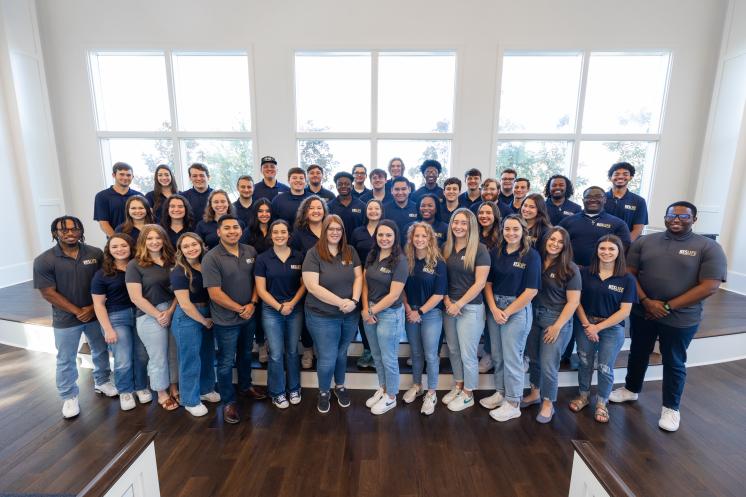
[443,208,480,271]
[134,224,175,267]
[173,232,206,292]
[405,222,442,275]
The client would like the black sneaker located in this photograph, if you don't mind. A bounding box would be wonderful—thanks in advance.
[334,386,351,408]
[317,391,331,413]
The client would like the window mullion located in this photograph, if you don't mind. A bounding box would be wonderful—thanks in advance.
[371,51,379,167]
[164,49,183,186]
[570,49,592,183]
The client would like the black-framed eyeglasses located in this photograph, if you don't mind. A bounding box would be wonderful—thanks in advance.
[664,213,692,221]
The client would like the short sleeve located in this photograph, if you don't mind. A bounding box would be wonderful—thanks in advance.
[124,260,143,284]
[475,243,491,267]
[633,198,649,225]
[170,267,190,291]
[114,224,125,233]
[93,190,109,222]
[698,241,728,282]
[254,254,268,278]
[200,253,223,288]
[622,273,638,304]
[524,249,542,290]
[392,256,409,283]
[626,237,643,269]
[32,254,56,289]
[302,248,321,273]
[566,263,582,291]
[435,261,448,295]
[91,270,107,295]
[351,249,361,268]
[615,221,632,248]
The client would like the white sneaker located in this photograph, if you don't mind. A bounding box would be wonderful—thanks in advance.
[658,407,680,432]
[272,394,290,410]
[402,386,423,404]
[490,402,521,422]
[62,396,80,418]
[200,391,221,403]
[366,387,385,408]
[135,389,153,403]
[185,403,208,417]
[442,387,462,405]
[94,381,118,397]
[447,391,474,412]
[479,391,504,410]
[478,354,493,373]
[301,349,314,369]
[289,390,302,405]
[371,395,397,415]
[421,392,437,416]
[119,393,136,411]
[609,387,639,403]
[258,343,269,364]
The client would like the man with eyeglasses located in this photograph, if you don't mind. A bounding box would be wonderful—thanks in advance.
[498,168,517,206]
[609,202,727,432]
[351,164,372,200]
[253,156,290,202]
[604,162,649,241]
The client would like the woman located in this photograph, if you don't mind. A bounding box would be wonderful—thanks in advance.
[145,164,179,222]
[196,190,239,249]
[521,193,552,247]
[256,220,306,409]
[441,208,490,412]
[362,220,408,415]
[477,201,501,250]
[521,227,581,423]
[125,224,179,411]
[242,198,273,254]
[170,232,220,417]
[351,199,384,369]
[160,195,195,248]
[569,235,636,423]
[91,233,150,411]
[115,195,154,242]
[481,214,541,422]
[302,215,363,414]
[417,193,448,246]
[402,222,447,415]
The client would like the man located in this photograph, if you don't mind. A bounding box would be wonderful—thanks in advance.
[360,168,390,203]
[384,157,416,196]
[610,202,727,432]
[33,216,117,418]
[253,156,290,202]
[441,177,462,223]
[351,163,372,199]
[233,175,255,227]
[202,215,266,424]
[305,164,336,202]
[272,167,311,226]
[327,171,366,242]
[470,178,512,218]
[544,174,581,225]
[558,186,632,267]
[458,168,482,209]
[605,162,649,241]
[498,168,517,205]
[411,159,445,205]
[93,162,142,237]
[509,177,530,213]
[383,176,418,240]
[181,163,214,222]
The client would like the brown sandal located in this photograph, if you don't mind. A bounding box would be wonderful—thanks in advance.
[594,404,609,423]
[159,396,179,411]
[569,396,590,412]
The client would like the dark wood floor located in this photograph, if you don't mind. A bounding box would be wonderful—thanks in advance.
[0,345,744,497]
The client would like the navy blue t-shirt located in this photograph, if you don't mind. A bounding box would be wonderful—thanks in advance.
[272,190,311,226]
[253,179,290,202]
[327,197,366,242]
[170,265,209,303]
[91,269,133,313]
[546,198,582,225]
[604,190,649,230]
[579,267,637,319]
[383,200,419,240]
[196,219,246,250]
[558,212,631,266]
[255,248,304,303]
[405,258,447,309]
[487,246,541,297]
[180,187,213,222]
[93,186,142,229]
[351,225,376,265]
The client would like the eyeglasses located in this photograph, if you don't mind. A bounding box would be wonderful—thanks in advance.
[583,194,605,200]
[327,227,343,233]
[664,213,693,221]
[56,227,81,233]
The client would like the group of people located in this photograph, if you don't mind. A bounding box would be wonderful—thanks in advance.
[33,154,727,433]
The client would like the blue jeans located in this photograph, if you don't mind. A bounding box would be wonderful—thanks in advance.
[213,318,256,404]
[575,322,625,404]
[305,309,359,392]
[54,321,111,400]
[107,308,149,394]
[171,305,216,407]
[487,295,533,403]
[625,314,699,410]
[262,303,302,398]
[526,306,572,402]
[136,302,172,392]
[364,305,404,395]
[405,308,443,390]
[443,303,484,391]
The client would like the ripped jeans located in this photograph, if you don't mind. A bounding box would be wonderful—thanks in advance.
[575,321,625,404]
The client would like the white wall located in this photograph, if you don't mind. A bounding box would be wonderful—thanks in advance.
[32,0,728,250]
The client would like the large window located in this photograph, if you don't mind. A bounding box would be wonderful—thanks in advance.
[90,51,255,194]
[294,51,456,188]
[496,52,670,200]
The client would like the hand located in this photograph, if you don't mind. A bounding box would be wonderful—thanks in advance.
[156,311,171,327]
[445,300,462,317]
[643,299,669,320]
[76,305,95,323]
[491,307,508,325]
[340,299,357,314]
[203,318,214,329]
[364,311,377,324]
[583,322,600,342]
[238,304,254,320]
[104,329,118,344]
[406,309,421,323]
[280,303,294,316]
[543,323,561,344]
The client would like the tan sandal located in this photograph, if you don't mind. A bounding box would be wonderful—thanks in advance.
[594,404,609,423]
[569,396,589,412]
[159,396,179,411]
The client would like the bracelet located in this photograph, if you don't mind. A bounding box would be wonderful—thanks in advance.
[278,303,284,312]
[351,298,359,305]
[416,308,424,316]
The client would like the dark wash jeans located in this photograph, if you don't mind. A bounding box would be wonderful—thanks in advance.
[213,317,256,404]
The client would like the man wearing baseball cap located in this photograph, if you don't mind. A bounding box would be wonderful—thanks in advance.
[253,156,290,202]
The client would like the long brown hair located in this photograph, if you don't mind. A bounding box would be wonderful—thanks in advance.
[120,196,154,235]
[589,234,627,277]
[476,201,501,249]
[152,164,179,215]
[173,232,206,292]
[101,233,135,276]
[522,193,552,245]
[405,222,443,275]
[365,220,402,270]
[203,189,236,223]
[134,224,175,267]
[539,226,575,284]
[497,214,532,259]
[294,195,328,231]
[316,215,353,264]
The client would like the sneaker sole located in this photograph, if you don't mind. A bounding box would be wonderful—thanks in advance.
[372,403,396,415]
[62,412,80,419]
[479,399,502,410]
[334,391,351,408]
[447,401,474,412]
[317,404,330,414]
[94,388,118,398]
[490,410,521,422]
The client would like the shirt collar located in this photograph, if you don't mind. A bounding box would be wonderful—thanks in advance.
[664,229,695,241]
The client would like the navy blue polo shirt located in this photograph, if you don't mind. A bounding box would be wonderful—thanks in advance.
[405,258,447,309]
[241,227,273,254]
[558,212,631,267]
[163,224,190,249]
[233,199,254,227]
[385,178,416,196]
[458,192,482,209]
[114,224,141,243]
[440,204,460,224]
[253,179,289,202]
[180,187,213,221]
[351,186,372,200]
[383,200,418,239]
[546,198,582,225]
[305,186,336,202]
[91,269,133,313]
[360,191,393,204]
[407,220,448,246]
[196,219,246,250]
[470,200,512,219]
[351,225,375,265]
[272,190,311,226]
[604,190,649,230]
[290,226,320,256]
[498,192,514,206]
[144,191,170,222]
[255,248,305,302]
[170,265,209,303]
[93,186,142,229]
[487,246,541,297]
[579,267,637,319]
[411,185,445,205]
[327,197,366,242]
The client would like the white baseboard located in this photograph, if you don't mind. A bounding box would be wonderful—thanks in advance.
[724,270,746,295]
[0,263,32,289]
[0,320,57,353]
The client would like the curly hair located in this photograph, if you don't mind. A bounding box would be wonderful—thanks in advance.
[134,224,175,267]
[405,222,443,275]
[543,174,574,200]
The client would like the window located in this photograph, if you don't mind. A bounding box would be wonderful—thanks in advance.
[295,51,456,188]
[90,51,255,196]
[496,52,670,201]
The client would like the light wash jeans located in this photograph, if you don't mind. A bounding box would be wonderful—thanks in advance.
[305,309,359,392]
[526,306,572,402]
[405,308,443,390]
[364,305,404,395]
[575,321,625,404]
[54,321,111,400]
[262,303,302,398]
[487,295,533,403]
[136,301,172,392]
[171,305,216,407]
[107,307,149,394]
[443,303,485,391]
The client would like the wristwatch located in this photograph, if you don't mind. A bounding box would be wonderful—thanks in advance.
[416,308,424,316]
[663,301,671,311]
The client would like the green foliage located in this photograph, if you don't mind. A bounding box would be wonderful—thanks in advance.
[496,141,569,192]
[298,121,336,188]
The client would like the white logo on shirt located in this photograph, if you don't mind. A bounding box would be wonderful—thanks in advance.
[290,264,302,270]
[678,249,697,257]
[422,267,435,275]
[513,261,526,269]
[245,258,255,264]
[379,267,392,274]
[352,208,362,213]
[408,213,418,218]
[562,210,574,216]
[549,272,556,279]
[596,223,612,228]
[608,284,624,293]
[624,204,637,211]
[82,259,98,265]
